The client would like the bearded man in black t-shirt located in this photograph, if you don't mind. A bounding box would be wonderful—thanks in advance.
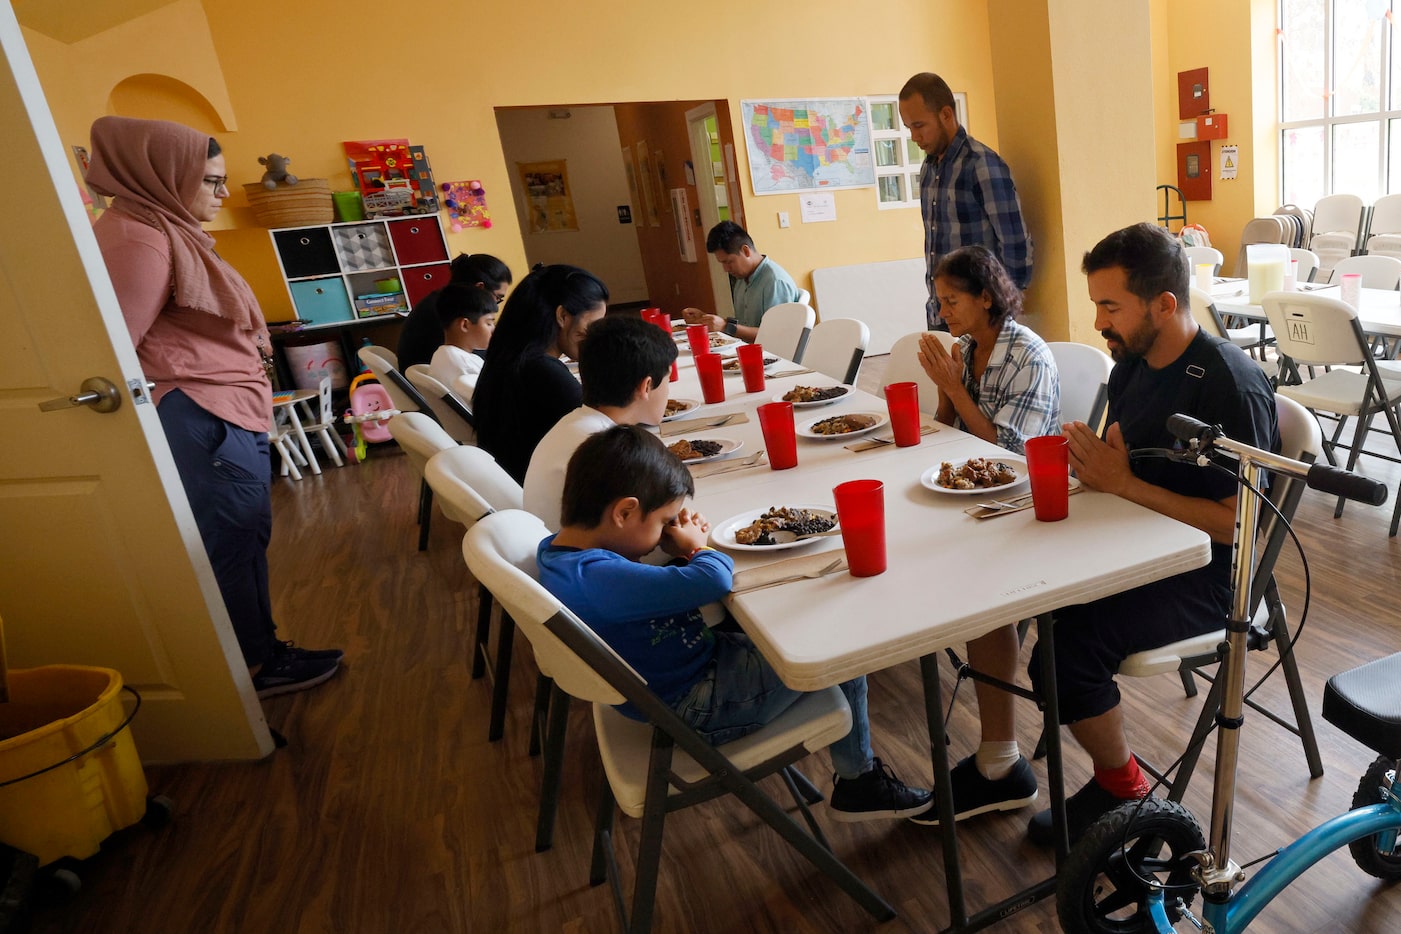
[1023,223,1279,848]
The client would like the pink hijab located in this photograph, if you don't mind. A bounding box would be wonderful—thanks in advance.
[86,116,261,331]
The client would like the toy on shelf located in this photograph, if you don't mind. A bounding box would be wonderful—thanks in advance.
[258,153,299,189]
[342,139,439,217]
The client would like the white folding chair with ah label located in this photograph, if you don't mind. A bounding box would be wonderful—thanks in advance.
[1264,290,1401,535]
[462,510,893,932]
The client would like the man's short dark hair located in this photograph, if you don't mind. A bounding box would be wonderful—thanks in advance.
[577,315,677,408]
[1082,222,1189,310]
[559,425,694,528]
[706,220,755,255]
[435,284,497,330]
[899,72,957,117]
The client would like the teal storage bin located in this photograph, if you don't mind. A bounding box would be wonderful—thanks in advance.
[289,278,354,325]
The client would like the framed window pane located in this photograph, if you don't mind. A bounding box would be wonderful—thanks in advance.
[874,139,899,167]
[907,139,925,165]
[870,101,897,132]
[877,175,905,203]
[1388,118,1401,192]
[1332,0,1384,116]
[1332,121,1380,199]
[909,171,921,201]
[1282,125,1326,207]
[1282,0,1326,121]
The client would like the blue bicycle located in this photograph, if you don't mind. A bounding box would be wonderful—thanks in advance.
[1056,414,1401,933]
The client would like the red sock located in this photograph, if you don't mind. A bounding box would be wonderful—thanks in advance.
[1094,755,1151,800]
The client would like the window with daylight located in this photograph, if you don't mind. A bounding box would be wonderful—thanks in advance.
[867,92,968,211]
[1279,0,1395,206]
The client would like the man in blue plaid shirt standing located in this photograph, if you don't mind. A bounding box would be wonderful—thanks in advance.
[900,72,1034,330]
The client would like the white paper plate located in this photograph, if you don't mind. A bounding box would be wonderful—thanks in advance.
[722,355,779,373]
[660,399,701,422]
[772,385,852,408]
[677,332,743,353]
[919,455,1030,495]
[796,411,887,440]
[710,505,839,552]
[668,437,742,464]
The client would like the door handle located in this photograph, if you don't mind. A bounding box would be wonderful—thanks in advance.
[39,377,123,414]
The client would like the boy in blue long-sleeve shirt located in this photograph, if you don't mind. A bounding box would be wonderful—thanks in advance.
[537,424,931,822]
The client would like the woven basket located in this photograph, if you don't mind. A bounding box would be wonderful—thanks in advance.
[243,178,334,228]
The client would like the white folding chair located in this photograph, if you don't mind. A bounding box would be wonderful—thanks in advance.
[462,510,892,932]
[1115,393,1325,800]
[1363,193,1401,263]
[1264,290,1401,535]
[1310,193,1367,281]
[801,317,870,384]
[1045,341,1112,431]
[1189,287,1279,383]
[406,364,476,444]
[358,345,432,417]
[1183,245,1224,275]
[882,330,956,417]
[1290,248,1321,284]
[386,412,457,551]
[754,302,815,363]
[1328,253,1401,289]
[796,287,812,305]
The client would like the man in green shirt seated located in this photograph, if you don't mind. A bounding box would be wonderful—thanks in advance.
[682,221,801,342]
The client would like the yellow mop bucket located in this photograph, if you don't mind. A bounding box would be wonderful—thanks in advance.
[0,666,148,866]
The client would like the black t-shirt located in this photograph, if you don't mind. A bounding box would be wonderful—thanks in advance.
[474,353,582,483]
[395,289,444,371]
[1107,328,1280,575]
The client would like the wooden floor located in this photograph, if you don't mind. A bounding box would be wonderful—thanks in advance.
[31,358,1401,934]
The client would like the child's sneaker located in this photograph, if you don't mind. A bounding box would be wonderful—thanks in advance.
[253,651,340,699]
[275,639,344,662]
[908,755,1039,826]
[828,757,934,822]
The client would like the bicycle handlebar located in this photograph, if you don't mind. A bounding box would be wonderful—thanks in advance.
[1166,413,1390,507]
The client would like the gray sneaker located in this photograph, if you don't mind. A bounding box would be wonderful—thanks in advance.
[253,652,340,699]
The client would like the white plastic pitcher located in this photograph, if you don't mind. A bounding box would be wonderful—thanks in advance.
[1246,243,1289,304]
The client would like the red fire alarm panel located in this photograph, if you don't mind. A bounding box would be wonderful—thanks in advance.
[1177,141,1212,201]
[1196,113,1228,140]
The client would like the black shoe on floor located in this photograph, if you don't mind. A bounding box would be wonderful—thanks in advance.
[253,652,340,699]
[1026,777,1141,847]
[828,757,934,823]
[275,639,344,662]
[908,755,1039,826]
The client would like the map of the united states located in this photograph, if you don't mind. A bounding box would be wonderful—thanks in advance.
[741,99,875,194]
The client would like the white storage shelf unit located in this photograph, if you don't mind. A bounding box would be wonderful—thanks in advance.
[269,215,451,328]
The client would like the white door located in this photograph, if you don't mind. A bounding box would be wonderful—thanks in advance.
[686,103,733,315]
[0,9,271,761]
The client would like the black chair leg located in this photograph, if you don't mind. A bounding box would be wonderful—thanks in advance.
[487,613,515,742]
[528,673,550,757]
[417,479,433,551]
[535,680,570,852]
[471,585,492,680]
[1272,613,1324,779]
[787,766,824,805]
[1179,668,1199,698]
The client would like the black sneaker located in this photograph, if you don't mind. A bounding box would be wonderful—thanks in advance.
[908,755,1039,826]
[1026,777,1141,847]
[828,757,934,823]
[253,652,340,699]
[275,639,344,662]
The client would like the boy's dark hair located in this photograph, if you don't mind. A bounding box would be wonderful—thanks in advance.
[435,283,497,331]
[449,253,512,291]
[577,316,677,408]
[560,425,694,528]
[933,246,1023,328]
[706,220,755,255]
[1082,222,1189,310]
[899,72,957,117]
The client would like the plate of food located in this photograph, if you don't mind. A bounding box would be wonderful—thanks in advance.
[710,505,840,551]
[667,437,742,464]
[920,455,1029,495]
[722,354,780,372]
[660,398,701,422]
[775,385,852,408]
[796,411,887,440]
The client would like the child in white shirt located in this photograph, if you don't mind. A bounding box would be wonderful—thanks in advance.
[428,284,497,400]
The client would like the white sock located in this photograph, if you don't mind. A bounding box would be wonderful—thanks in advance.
[975,741,1021,781]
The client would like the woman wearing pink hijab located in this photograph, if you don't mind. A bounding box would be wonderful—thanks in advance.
[87,116,341,700]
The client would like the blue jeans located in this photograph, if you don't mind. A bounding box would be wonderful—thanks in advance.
[671,630,873,779]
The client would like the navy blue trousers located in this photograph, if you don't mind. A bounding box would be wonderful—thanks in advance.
[157,390,278,667]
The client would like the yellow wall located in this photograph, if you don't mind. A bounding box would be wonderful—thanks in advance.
[24,0,999,322]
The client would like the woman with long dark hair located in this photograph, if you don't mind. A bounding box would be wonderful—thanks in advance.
[87,116,341,699]
[395,253,512,370]
[472,263,608,481]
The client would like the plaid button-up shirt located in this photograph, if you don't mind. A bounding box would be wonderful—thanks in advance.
[956,319,1059,454]
[921,127,1034,328]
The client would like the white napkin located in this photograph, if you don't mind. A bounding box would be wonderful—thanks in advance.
[731,550,849,594]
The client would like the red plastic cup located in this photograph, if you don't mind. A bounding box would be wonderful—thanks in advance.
[833,479,886,577]
[735,343,768,393]
[1024,435,1070,521]
[643,307,670,333]
[669,359,679,382]
[686,323,711,357]
[695,352,726,404]
[756,401,798,470]
[883,382,921,446]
